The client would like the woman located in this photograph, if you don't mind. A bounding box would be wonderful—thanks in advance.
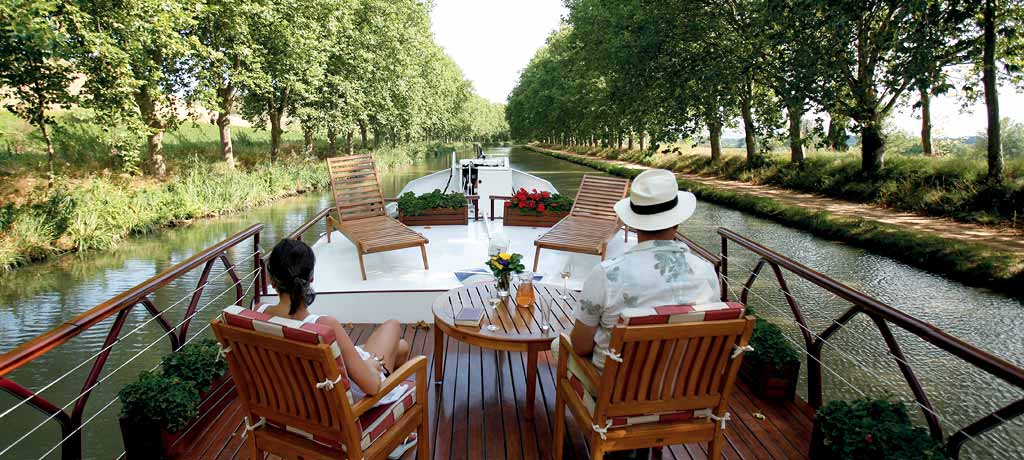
[262,239,416,457]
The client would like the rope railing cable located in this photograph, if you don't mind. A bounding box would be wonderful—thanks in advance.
[720,271,1002,459]
[0,267,261,459]
[31,272,263,460]
[0,249,259,421]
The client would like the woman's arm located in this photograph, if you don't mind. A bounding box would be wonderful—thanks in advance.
[320,317,383,395]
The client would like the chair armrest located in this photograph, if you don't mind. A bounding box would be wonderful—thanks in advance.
[558,333,601,386]
[351,355,427,416]
[384,198,400,203]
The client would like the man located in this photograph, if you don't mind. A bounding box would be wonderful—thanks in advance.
[569,168,720,369]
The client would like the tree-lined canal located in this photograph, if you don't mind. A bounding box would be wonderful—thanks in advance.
[1,146,1021,459]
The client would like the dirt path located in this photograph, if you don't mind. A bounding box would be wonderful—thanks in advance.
[533,146,1024,256]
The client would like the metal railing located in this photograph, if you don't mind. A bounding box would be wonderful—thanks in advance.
[0,224,264,460]
[718,227,1024,459]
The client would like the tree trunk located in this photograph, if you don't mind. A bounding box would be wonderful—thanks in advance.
[920,87,933,157]
[268,109,283,161]
[639,131,646,151]
[35,94,55,174]
[983,0,1003,181]
[627,133,634,150]
[303,126,314,155]
[359,122,368,149]
[216,85,235,169]
[373,127,381,149]
[740,80,758,163]
[708,120,723,162]
[346,130,354,155]
[827,115,849,151]
[327,127,338,155]
[617,132,623,150]
[860,118,885,175]
[135,87,167,177]
[787,102,805,163]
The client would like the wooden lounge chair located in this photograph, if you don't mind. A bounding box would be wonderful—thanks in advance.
[552,302,755,460]
[326,155,429,280]
[212,306,429,460]
[532,174,630,272]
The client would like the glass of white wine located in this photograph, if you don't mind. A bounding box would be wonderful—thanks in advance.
[559,260,573,300]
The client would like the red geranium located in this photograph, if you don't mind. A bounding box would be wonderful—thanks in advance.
[507,187,572,215]
[541,191,550,199]
[537,203,546,212]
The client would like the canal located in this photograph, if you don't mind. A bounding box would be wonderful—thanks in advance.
[0,146,1021,459]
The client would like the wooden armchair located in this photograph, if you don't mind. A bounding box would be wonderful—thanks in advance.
[553,302,755,460]
[532,175,630,272]
[211,306,429,460]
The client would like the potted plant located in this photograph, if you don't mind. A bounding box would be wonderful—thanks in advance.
[811,398,944,460]
[486,251,525,299]
[503,188,573,227]
[397,189,469,226]
[119,339,230,460]
[739,316,802,400]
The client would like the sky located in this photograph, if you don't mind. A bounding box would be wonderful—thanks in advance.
[430,0,1024,138]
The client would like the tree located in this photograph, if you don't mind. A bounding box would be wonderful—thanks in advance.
[0,0,82,173]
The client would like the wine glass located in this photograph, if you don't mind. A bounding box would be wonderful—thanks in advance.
[537,294,552,332]
[559,260,573,300]
[486,297,500,332]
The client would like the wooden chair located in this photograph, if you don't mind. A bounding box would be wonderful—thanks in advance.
[552,302,755,460]
[532,175,630,272]
[326,155,429,280]
[211,306,429,460]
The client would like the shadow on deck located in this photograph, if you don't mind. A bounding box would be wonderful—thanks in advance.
[177,324,813,460]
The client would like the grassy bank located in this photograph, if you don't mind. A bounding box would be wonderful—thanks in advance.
[540,144,1024,228]
[526,145,1024,297]
[0,111,467,270]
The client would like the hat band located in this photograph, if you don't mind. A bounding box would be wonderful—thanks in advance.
[629,196,678,215]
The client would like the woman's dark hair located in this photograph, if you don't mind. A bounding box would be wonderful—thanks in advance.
[268,239,316,315]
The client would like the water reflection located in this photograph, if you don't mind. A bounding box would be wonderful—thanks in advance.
[0,146,1021,459]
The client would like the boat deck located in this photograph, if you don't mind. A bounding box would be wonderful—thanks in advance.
[177,323,814,460]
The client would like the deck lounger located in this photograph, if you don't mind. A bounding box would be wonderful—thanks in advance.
[553,302,754,460]
[212,306,429,460]
[327,155,429,280]
[532,174,630,272]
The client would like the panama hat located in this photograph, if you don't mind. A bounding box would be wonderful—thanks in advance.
[613,169,697,231]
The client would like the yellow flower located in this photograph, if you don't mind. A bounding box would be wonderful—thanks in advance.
[498,252,511,260]
[491,261,502,269]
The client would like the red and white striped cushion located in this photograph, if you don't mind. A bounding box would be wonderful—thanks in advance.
[619,301,746,325]
[220,305,354,404]
[566,365,710,428]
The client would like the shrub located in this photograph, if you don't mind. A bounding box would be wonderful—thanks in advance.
[161,338,228,393]
[397,189,468,216]
[746,318,801,369]
[813,399,945,460]
[118,371,200,432]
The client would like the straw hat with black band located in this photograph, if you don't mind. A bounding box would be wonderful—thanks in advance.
[613,169,697,231]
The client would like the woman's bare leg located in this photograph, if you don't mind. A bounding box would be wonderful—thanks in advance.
[395,339,410,368]
[362,319,403,371]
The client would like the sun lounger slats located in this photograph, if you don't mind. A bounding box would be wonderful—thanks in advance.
[533,174,630,271]
[327,155,429,279]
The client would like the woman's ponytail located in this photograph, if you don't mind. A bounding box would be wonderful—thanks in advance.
[268,239,317,316]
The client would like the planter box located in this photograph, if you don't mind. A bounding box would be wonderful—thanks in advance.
[121,375,234,460]
[399,207,468,226]
[504,210,569,227]
[739,359,800,400]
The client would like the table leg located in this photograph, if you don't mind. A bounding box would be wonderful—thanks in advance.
[526,349,538,419]
[433,327,445,384]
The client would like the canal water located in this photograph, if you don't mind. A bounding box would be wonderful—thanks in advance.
[1,146,1021,459]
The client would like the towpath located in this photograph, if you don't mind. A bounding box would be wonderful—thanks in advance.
[529,145,1024,256]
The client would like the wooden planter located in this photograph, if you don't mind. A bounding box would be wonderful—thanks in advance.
[399,207,468,226]
[504,210,569,227]
[739,359,800,400]
[121,375,234,460]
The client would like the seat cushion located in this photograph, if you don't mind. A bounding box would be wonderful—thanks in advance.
[220,305,355,404]
[619,301,746,325]
[566,362,710,428]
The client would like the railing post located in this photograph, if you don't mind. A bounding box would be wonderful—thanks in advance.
[253,231,262,306]
[720,233,729,302]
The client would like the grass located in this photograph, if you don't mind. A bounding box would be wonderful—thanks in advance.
[0,110,467,270]
[544,143,1024,228]
[527,145,1024,298]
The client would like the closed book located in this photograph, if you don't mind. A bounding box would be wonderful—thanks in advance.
[454,308,484,327]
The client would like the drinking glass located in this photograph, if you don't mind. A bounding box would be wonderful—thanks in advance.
[537,293,552,332]
[515,271,535,308]
[559,261,573,300]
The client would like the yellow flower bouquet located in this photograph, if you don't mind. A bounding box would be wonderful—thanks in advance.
[486,252,525,295]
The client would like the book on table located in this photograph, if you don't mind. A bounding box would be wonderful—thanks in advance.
[455,307,484,327]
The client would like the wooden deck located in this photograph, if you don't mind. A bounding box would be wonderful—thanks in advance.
[177,324,814,460]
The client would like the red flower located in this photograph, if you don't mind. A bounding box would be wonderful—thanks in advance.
[529,193,539,200]
[865,434,873,445]
[541,191,550,199]
[518,201,526,208]
[505,201,511,208]
[527,200,536,208]
[537,203,546,212]
[550,203,557,208]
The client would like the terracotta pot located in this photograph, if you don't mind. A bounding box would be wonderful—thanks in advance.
[504,209,569,227]
[399,207,468,226]
[739,359,800,400]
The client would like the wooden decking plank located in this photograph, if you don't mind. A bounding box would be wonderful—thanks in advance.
[497,350,527,460]
[481,348,508,460]
[507,346,542,460]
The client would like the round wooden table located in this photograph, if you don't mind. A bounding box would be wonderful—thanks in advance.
[432,281,577,418]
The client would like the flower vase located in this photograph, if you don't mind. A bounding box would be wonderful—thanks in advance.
[496,273,510,300]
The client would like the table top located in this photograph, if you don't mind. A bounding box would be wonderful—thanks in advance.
[431,281,577,344]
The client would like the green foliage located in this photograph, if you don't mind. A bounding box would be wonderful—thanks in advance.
[397,190,468,216]
[487,252,526,279]
[161,339,228,393]
[507,188,573,215]
[814,399,945,460]
[118,371,200,432]
[747,318,801,369]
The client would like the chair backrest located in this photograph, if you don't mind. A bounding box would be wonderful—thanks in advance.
[327,155,386,223]
[592,305,755,423]
[211,307,358,447]
[570,174,630,221]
